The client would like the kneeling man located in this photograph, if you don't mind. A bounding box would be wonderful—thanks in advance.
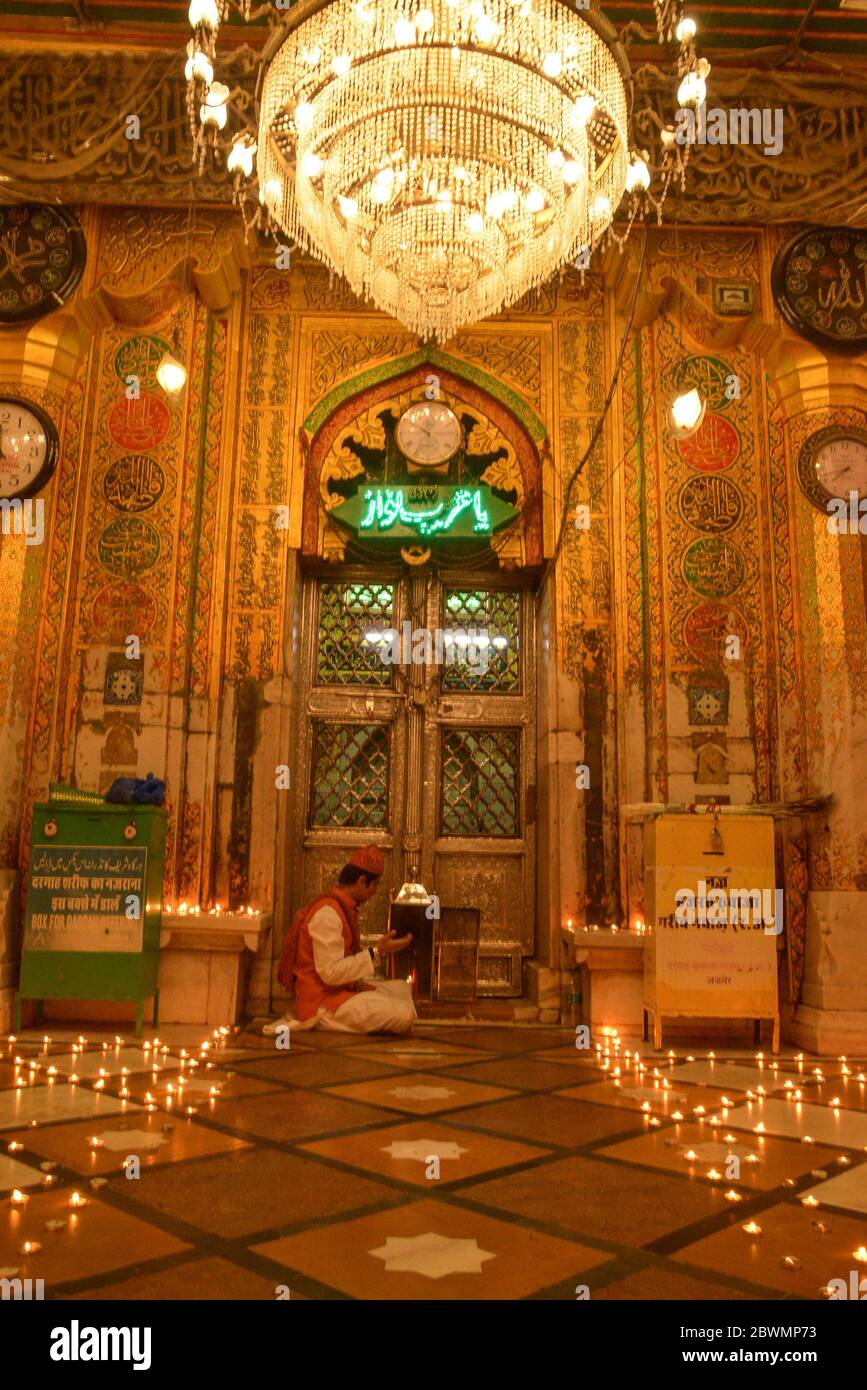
[272,845,415,1035]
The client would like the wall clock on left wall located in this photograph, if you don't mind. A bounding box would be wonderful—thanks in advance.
[0,396,60,500]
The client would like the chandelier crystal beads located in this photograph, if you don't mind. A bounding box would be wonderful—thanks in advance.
[257,0,629,340]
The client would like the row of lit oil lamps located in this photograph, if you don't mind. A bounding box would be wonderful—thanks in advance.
[592,1029,867,1284]
[564,919,651,935]
[3,1026,240,1256]
[164,903,261,916]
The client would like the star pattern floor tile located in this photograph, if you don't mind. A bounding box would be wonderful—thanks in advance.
[323,1071,518,1114]
[252,1198,608,1300]
[299,1118,550,1185]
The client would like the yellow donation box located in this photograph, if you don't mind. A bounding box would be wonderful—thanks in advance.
[643,813,780,1052]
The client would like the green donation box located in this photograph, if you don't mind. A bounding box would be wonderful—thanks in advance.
[18,797,167,1036]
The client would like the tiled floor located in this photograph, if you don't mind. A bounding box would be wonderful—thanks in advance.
[2,1025,867,1300]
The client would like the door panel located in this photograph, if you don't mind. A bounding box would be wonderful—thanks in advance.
[291,569,535,994]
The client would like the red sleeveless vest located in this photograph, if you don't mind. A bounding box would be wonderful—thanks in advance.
[291,890,361,1021]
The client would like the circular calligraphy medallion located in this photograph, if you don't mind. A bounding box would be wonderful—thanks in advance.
[677,412,740,473]
[113,336,173,392]
[772,227,867,352]
[97,517,161,579]
[674,355,735,412]
[91,583,157,644]
[684,602,749,666]
[102,455,166,513]
[0,204,86,325]
[107,392,171,452]
[677,475,744,535]
[682,537,746,599]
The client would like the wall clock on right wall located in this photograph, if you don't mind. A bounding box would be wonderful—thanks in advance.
[772,227,867,354]
[796,425,867,513]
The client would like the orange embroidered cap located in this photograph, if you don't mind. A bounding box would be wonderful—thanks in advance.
[346,844,385,877]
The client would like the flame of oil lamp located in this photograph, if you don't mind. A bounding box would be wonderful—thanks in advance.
[724,1190,742,1202]
[68,1191,87,1208]
[10,1189,29,1206]
[853,1246,867,1264]
[693,1105,706,1116]
[742,1221,762,1236]
[754,1122,766,1134]
[706,1168,721,1181]
[829,1097,840,1108]
[683,1149,698,1161]
[803,1135,815,1144]
[782,1256,801,1270]
[801,1195,819,1208]
[7,1141,22,1153]
[88,1136,104,1149]
[671,1110,684,1122]
[838,1156,851,1166]
[20,1240,41,1255]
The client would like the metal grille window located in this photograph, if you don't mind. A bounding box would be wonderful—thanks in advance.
[441,589,520,694]
[309,722,390,828]
[440,727,520,837]
[316,582,395,687]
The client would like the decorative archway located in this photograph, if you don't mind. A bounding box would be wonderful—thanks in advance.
[300,350,547,566]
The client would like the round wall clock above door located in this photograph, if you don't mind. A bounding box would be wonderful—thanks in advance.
[0,396,60,500]
[796,425,867,513]
[0,204,87,326]
[772,227,867,353]
[396,400,463,467]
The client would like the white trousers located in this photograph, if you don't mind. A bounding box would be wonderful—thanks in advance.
[318,979,417,1035]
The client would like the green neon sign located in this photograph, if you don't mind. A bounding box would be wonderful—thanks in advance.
[332,484,518,540]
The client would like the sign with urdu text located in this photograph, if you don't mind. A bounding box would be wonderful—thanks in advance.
[25,845,148,954]
[332,484,518,540]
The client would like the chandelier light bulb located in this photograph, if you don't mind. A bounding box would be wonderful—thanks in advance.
[294,101,315,132]
[301,152,324,178]
[301,46,321,65]
[370,167,395,202]
[466,212,485,233]
[474,13,498,43]
[591,193,611,220]
[667,387,706,439]
[227,138,255,178]
[561,159,582,185]
[485,188,517,219]
[571,94,595,127]
[415,9,435,33]
[394,17,416,44]
[185,48,213,86]
[547,148,565,170]
[353,0,375,20]
[676,16,697,43]
[156,353,188,396]
[625,156,650,192]
[337,194,359,218]
[678,60,709,108]
[525,188,546,212]
[542,52,563,77]
[260,176,281,206]
[200,86,228,129]
[331,53,352,75]
[188,0,220,30]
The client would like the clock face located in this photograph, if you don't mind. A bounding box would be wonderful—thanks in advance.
[0,204,87,325]
[0,398,60,500]
[815,435,867,496]
[396,401,462,467]
[797,426,867,511]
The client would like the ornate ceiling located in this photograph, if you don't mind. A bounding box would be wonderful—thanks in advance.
[0,0,865,224]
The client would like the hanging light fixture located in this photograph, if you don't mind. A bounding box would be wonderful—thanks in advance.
[156,352,188,396]
[666,386,705,439]
[187,3,703,341]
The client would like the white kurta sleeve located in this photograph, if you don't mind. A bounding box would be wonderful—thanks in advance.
[307,905,375,986]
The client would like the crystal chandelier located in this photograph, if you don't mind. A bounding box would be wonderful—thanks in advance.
[188,1,704,342]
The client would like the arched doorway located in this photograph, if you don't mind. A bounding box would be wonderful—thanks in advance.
[286,358,546,996]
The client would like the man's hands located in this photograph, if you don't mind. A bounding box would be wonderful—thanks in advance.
[376,928,413,956]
